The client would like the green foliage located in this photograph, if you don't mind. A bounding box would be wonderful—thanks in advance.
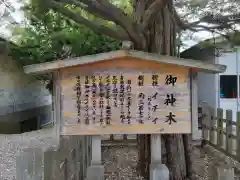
[9,0,121,67]
[8,0,122,93]
[9,26,121,67]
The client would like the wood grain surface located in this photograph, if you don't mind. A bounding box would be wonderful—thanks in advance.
[59,62,191,135]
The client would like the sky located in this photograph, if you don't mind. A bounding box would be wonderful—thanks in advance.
[0,0,214,52]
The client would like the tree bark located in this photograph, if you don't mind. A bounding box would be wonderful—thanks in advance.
[132,1,191,180]
[46,0,194,179]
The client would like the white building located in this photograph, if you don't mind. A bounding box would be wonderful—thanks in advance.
[181,37,240,121]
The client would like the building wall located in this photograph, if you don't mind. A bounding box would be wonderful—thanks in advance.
[180,46,219,113]
[217,49,240,121]
[197,59,218,110]
[0,53,51,112]
[194,47,240,121]
[0,52,52,132]
[181,42,240,122]
[0,121,21,134]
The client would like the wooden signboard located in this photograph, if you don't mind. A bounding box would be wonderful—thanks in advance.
[23,50,226,137]
[60,61,191,135]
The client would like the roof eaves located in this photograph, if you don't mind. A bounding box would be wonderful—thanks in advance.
[24,50,226,75]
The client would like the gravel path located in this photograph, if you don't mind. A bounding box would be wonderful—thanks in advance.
[103,145,144,180]
[102,143,240,180]
[1,129,240,180]
[195,145,240,180]
[0,129,57,180]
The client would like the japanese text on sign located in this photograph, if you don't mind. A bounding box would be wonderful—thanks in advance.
[62,70,191,135]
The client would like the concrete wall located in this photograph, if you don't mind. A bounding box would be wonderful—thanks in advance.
[197,59,218,110]
[192,49,240,121]
[181,44,240,122]
[217,49,240,121]
[181,46,218,111]
[0,121,21,134]
[0,53,52,113]
[0,49,52,133]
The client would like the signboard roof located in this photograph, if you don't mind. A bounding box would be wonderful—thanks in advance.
[24,50,226,74]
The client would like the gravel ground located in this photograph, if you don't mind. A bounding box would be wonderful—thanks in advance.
[103,145,144,180]
[1,129,240,180]
[195,145,240,180]
[0,128,57,180]
[102,143,240,180]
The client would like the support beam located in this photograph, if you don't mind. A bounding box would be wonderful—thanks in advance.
[190,71,202,140]
[86,135,104,180]
[150,134,169,180]
[91,135,102,165]
[53,71,61,144]
[151,134,162,163]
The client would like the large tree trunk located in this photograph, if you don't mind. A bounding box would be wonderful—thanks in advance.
[132,1,193,179]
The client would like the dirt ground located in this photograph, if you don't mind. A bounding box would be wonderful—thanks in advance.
[103,144,144,180]
[102,143,240,180]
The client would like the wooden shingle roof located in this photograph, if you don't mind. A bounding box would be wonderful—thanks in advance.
[24,50,226,74]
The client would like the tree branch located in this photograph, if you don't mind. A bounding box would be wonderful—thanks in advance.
[94,0,144,46]
[189,24,232,41]
[47,1,130,41]
[200,13,240,25]
[58,0,144,48]
[183,13,240,32]
[142,0,168,30]
[61,0,117,22]
[166,5,188,32]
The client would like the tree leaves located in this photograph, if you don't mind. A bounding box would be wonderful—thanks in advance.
[9,0,121,68]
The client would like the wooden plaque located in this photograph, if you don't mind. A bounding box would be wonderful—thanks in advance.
[59,62,191,135]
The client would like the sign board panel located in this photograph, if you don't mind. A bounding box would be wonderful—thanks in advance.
[60,66,191,135]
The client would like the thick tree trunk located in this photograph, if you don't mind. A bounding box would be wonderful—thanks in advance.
[132,1,193,179]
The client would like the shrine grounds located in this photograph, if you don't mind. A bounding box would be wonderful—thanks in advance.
[0,128,240,180]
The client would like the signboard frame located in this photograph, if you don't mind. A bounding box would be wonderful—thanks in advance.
[59,59,192,135]
[23,49,226,138]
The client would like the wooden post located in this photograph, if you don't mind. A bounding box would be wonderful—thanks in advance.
[123,134,128,140]
[53,71,61,144]
[44,148,57,180]
[110,134,114,140]
[210,107,217,144]
[79,138,84,180]
[225,110,233,154]
[85,136,89,169]
[190,71,201,140]
[88,136,92,165]
[16,148,43,180]
[217,108,224,148]
[151,134,161,163]
[74,136,80,180]
[202,106,211,140]
[215,166,234,180]
[82,136,86,177]
[91,135,101,165]
[86,136,104,180]
[16,150,29,180]
[150,134,169,180]
[237,112,240,160]
[71,136,78,180]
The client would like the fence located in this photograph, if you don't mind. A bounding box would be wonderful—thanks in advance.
[201,107,240,161]
[16,135,92,180]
